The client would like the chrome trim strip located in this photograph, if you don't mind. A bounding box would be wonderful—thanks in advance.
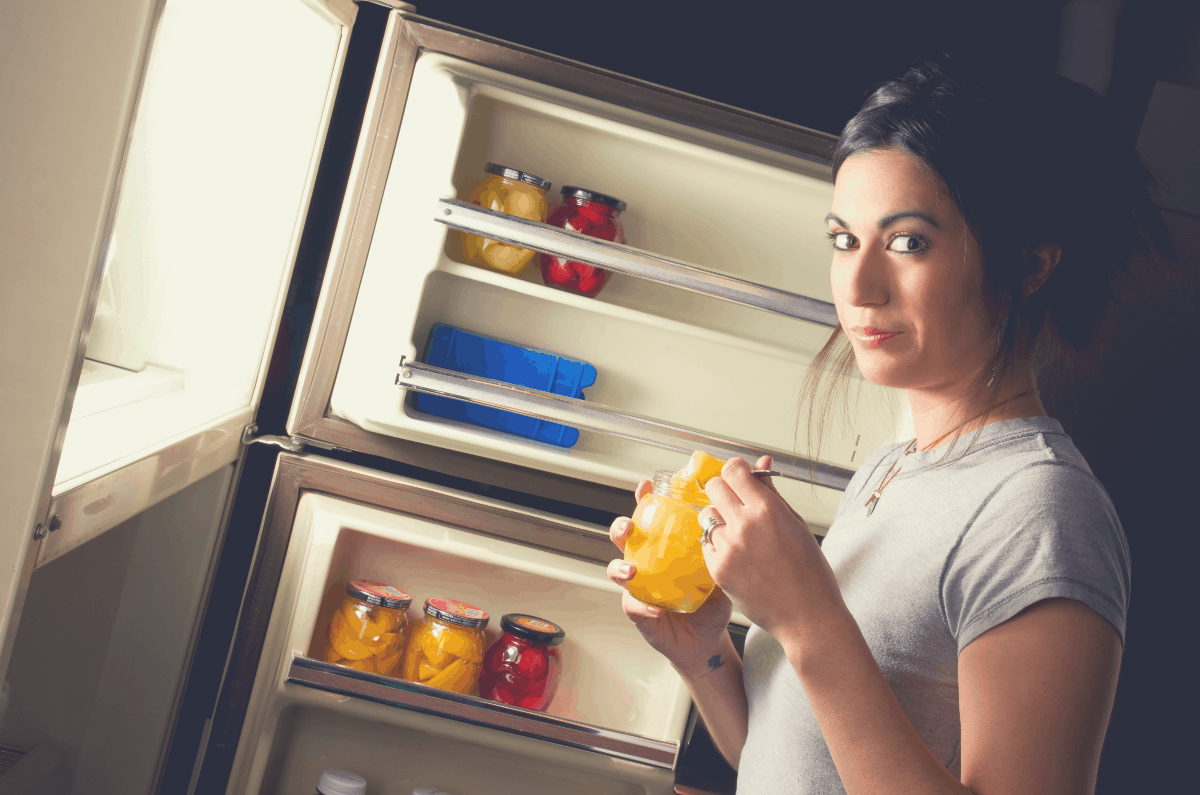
[437,199,838,326]
[399,360,854,492]
[286,655,678,769]
[287,13,840,502]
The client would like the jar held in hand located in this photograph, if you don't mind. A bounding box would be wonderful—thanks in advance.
[324,580,412,676]
[624,468,718,613]
[461,163,551,276]
[479,614,565,711]
[540,186,626,297]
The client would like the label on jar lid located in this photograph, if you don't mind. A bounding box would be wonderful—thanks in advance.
[501,613,566,644]
[346,579,411,610]
[424,597,490,628]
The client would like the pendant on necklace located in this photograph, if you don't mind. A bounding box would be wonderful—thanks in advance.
[865,491,880,516]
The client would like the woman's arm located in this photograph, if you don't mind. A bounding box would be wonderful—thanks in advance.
[673,630,749,769]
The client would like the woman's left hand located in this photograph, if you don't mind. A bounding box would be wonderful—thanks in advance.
[699,456,846,643]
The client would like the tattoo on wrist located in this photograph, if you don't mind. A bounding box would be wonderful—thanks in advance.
[707,654,725,671]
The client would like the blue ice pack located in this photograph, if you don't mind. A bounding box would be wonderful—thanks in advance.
[414,324,597,448]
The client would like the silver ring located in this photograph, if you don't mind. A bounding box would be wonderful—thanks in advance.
[700,515,725,545]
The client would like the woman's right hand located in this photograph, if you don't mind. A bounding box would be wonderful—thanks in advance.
[607,479,734,676]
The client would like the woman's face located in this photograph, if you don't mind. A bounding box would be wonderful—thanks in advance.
[827,148,996,393]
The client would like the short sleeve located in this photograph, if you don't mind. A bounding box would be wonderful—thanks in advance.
[940,462,1131,653]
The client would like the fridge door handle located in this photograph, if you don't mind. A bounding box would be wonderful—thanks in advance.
[435,199,840,327]
[398,359,853,491]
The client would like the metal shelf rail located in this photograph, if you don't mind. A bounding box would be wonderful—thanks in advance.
[434,199,840,327]
[397,359,854,492]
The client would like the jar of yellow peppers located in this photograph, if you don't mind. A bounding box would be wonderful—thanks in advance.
[461,163,551,276]
[324,579,412,676]
[624,452,724,614]
[402,598,489,695]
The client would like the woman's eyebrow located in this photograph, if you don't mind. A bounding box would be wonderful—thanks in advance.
[824,211,940,230]
[878,210,940,229]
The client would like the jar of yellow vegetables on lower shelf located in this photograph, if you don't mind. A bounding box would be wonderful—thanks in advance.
[402,598,489,694]
[324,579,412,676]
[624,452,724,613]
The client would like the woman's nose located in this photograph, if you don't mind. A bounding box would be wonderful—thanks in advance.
[838,246,889,309]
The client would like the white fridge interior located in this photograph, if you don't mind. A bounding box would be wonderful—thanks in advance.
[226,455,722,794]
[319,46,908,531]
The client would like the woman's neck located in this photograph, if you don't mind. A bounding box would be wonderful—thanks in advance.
[905,366,1046,451]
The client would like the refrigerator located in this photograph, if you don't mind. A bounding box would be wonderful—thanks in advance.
[0,1,909,793]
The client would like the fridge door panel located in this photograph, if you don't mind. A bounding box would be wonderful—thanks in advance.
[0,0,162,685]
[214,453,711,794]
[290,14,906,530]
[54,0,355,496]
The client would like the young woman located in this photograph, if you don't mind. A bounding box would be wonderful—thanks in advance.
[607,56,1171,794]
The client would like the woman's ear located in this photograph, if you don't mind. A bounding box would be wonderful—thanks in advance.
[1022,243,1062,296]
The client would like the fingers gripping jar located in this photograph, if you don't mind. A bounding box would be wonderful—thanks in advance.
[324,580,412,676]
[479,614,565,711]
[461,163,551,276]
[624,472,716,613]
[402,598,489,694]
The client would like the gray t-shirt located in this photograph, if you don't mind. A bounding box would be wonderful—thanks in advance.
[737,416,1130,794]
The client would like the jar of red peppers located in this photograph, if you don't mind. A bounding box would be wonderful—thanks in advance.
[540,186,626,298]
[478,614,565,711]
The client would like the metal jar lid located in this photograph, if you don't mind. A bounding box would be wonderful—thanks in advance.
[500,613,566,645]
[424,597,490,628]
[484,162,551,190]
[559,185,627,211]
[345,579,411,610]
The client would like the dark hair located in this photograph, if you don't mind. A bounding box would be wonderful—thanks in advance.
[799,53,1174,466]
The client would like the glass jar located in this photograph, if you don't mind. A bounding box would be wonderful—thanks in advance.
[461,163,551,275]
[540,186,627,297]
[324,579,411,676]
[478,614,565,711]
[623,471,716,613]
[401,598,489,694]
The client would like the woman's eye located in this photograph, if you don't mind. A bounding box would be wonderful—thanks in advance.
[828,232,858,251]
[886,234,928,253]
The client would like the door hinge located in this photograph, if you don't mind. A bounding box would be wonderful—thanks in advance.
[33,515,61,541]
[241,424,348,453]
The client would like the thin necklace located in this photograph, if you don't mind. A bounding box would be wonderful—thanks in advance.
[864,389,1034,516]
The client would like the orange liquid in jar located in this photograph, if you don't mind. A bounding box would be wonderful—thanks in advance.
[624,476,715,613]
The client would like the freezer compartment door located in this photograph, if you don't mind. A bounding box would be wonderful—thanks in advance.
[207,453,712,794]
[289,12,908,529]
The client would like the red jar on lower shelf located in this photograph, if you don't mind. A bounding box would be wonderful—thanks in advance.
[478,614,565,712]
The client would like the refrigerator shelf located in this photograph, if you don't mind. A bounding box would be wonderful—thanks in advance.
[398,358,855,491]
[285,655,678,769]
[436,198,840,327]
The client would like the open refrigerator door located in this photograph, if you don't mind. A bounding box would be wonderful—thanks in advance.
[0,0,357,791]
[195,8,910,795]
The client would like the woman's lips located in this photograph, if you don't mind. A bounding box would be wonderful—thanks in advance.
[856,327,902,348]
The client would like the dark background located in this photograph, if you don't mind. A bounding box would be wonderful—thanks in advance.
[405,1,1198,792]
